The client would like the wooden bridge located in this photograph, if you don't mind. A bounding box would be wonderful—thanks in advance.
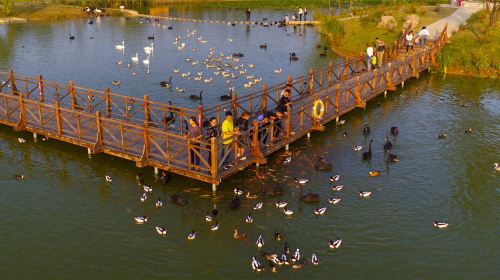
[0,25,448,191]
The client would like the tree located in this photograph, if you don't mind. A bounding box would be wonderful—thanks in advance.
[484,0,499,29]
[1,0,13,15]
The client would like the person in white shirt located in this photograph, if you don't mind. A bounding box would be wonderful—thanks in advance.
[405,31,414,53]
[366,44,374,71]
[298,7,304,21]
[419,26,430,48]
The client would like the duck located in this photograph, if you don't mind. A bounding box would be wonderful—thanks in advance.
[314,207,327,215]
[173,69,180,74]
[438,133,446,139]
[187,230,197,240]
[294,178,308,184]
[269,259,280,271]
[299,187,320,202]
[283,157,291,164]
[189,90,203,101]
[170,194,188,206]
[160,77,172,88]
[246,192,258,199]
[363,123,371,135]
[176,87,185,93]
[245,213,254,224]
[387,149,399,162]
[283,242,291,255]
[369,170,380,177]
[291,249,301,262]
[259,43,267,49]
[289,53,298,61]
[383,136,392,151]
[337,119,346,125]
[251,257,264,272]
[204,78,213,84]
[331,185,343,191]
[494,163,500,171]
[69,33,75,40]
[140,193,147,203]
[353,145,363,151]
[433,221,449,229]
[234,187,244,196]
[280,254,290,266]
[134,216,148,224]
[329,174,340,182]
[465,128,473,133]
[233,228,248,240]
[256,235,264,248]
[311,253,319,266]
[105,175,112,182]
[362,139,373,160]
[274,68,282,74]
[155,197,163,207]
[143,185,153,192]
[147,35,155,40]
[160,171,171,184]
[253,202,263,210]
[283,208,294,216]
[275,201,288,208]
[329,239,342,249]
[205,211,213,222]
[248,64,254,68]
[359,191,372,198]
[211,221,220,231]
[115,41,125,50]
[391,126,398,136]
[18,138,26,143]
[14,174,24,180]
[328,198,341,204]
[155,226,167,236]
[274,230,282,241]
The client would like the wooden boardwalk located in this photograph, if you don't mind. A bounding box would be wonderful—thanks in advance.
[0,25,448,190]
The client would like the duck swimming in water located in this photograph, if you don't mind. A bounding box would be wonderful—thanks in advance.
[245,213,254,224]
[155,197,163,207]
[134,216,148,224]
[433,221,449,229]
[363,140,373,160]
[251,257,264,272]
[383,136,392,151]
[465,128,473,133]
[391,126,398,136]
[294,178,308,184]
[359,191,372,198]
[494,163,500,171]
[253,202,263,210]
[387,150,399,162]
[211,221,220,231]
[283,157,292,164]
[233,228,248,240]
[314,207,327,216]
[274,230,282,241]
[328,198,341,204]
[143,185,153,193]
[205,211,213,222]
[438,133,446,139]
[283,208,294,216]
[187,230,197,240]
[275,201,288,208]
[246,192,258,199]
[105,175,112,182]
[140,193,147,203]
[234,187,244,196]
[155,226,167,236]
[353,145,363,151]
[311,253,319,266]
[363,123,370,135]
[256,235,264,248]
[18,138,26,143]
[369,170,380,177]
[14,174,24,180]
[329,239,342,249]
[329,174,340,182]
[331,185,343,191]
[291,249,301,262]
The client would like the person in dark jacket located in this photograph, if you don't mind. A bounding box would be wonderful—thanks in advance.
[205,117,219,165]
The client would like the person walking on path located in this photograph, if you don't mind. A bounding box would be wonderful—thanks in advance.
[405,31,414,53]
[304,7,308,21]
[419,26,430,48]
[221,111,238,169]
[187,116,202,169]
[298,7,304,21]
[375,38,385,68]
[366,44,374,71]
[205,117,219,165]
[245,8,251,21]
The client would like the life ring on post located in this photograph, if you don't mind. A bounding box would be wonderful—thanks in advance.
[312,99,325,120]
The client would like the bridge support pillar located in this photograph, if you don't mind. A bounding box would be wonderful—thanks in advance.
[154,167,159,174]
[212,184,217,194]
[256,162,260,167]
[87,148,92,155]
[384,90,387,98]
[285,144,289,151]
[307,132,311,139]
[33,133,38,142]
[401,81,405,88]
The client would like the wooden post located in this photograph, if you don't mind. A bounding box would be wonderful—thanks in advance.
[211,137,217,178]
[144,95,150,125]
[412,56,419,78]
[372,69,378,93]
[251,120,265,165]
[143,121,150,160]
[249,95,253,112]
[287,75,292,86]
[69,81,76,110]
[232,91,238,117]
[261,83,267,111]
[197,105,203,128]
[319,70,323,89]
[299,107,304,130]
[328,62,333,83]
[37,102,43,128]
[55,101,62,136]
[401,56,406,78]
[387,63,395,90]
[38,75,44,102]
[336,83,341,113]
[325,95,329,116]
[18,93,26,128]
[125,97,130,119]
[9,70,18,96]
[95,111,102,146]
[105,88,111,117]
[269,118,275,144]
[308,68,314,94]
[76,114,82,138]
[285,107,291,138]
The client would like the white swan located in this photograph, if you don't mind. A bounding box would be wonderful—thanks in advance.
[115,41,125,51]
[131,53,139,63]
[144,43,154,55]
[143,54,150,66]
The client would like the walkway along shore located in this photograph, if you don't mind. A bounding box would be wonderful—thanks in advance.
[0,26,449,191]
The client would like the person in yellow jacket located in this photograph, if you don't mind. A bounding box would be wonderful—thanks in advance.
[221,111,239,169]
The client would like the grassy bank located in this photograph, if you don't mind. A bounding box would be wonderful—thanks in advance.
[318,4,456,56]
[438,11,499,78]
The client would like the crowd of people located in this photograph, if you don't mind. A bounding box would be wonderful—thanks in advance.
[186,86,294,171]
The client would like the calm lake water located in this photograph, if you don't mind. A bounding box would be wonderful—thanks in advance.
[0,6,499,279]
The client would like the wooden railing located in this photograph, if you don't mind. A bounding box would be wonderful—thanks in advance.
[0,25,448,185]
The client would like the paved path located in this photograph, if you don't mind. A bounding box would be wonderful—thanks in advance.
[427,1,483,40]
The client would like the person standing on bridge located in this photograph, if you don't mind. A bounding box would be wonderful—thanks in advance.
[304,7,308,21]
[277,88,292,115]
[366,44,374,71]
[419,26,430,48]
[246,8,251,21]
[188,116,202,169]
[221,111,238,170]
[236,111,250,161]
[206,117,219,166]
[298,7,304,21]
[405,31,414,54]
[375,38,385,68]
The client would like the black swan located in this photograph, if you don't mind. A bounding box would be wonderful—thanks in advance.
[190,90,203,100]
[160,77,172,88]
[363,124,370,136]
[383,136,392,151]
[362,140,373,160]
